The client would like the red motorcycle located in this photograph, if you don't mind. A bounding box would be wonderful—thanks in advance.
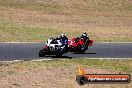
[68,37,93,53]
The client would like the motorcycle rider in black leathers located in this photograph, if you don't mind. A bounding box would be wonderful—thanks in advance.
[74,32,89,43]
[80,32,89,42]
[80,32,90,51]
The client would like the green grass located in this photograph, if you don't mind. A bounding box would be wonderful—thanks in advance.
[45,59,132,73]
[0,20,61,42]
[0,19,132,42]
[1,59,132,74]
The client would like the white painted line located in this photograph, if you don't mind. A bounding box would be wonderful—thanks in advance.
[13,60,23,62]
[31,59,53,61]
[1,60,23,62]
[0,59,53,62]
[0,58,131,62]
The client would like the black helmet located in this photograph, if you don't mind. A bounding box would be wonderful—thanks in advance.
[82,32,87,37]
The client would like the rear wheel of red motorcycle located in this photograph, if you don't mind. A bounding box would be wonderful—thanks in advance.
[39,49,45,57]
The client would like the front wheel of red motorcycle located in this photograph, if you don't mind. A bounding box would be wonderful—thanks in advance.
[39,49,45,57]
[56,53,63,57]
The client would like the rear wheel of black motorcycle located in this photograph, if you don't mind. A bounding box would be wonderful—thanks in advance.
[39,49,45,57]
[80,46,88,53]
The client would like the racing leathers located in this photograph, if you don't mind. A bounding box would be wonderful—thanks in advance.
[60,36,68,47]
[80,35,89,42]
[77,33,90,51]
[59,36,68,54]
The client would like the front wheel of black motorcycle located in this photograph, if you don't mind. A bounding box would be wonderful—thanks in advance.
[39,49,45,57]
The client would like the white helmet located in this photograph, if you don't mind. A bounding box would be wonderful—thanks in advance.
[60,33,66,38]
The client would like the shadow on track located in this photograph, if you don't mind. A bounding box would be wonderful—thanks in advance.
[73,52,96,54]
[43,55,72,59]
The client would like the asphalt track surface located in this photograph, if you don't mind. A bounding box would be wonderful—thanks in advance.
[0,43,132,61]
